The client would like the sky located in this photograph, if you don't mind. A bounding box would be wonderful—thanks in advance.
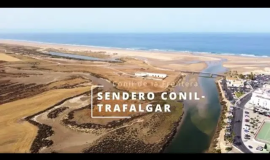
[0,8,270,33]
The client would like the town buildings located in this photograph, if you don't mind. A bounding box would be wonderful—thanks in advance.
[135,72,167,79]
[250,84,270,110]
[226,77,245,87]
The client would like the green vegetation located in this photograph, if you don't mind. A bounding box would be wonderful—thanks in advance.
[239,74,245,79]
[250,118,259,129]
[238,72,255,80]
[248,72,255,80]
[226,70,239,78]
[225,147,232,151]
[227,116,233,119]
[226,132,236,143]
[235,91,244,98]
[163,99,183,123]
[215,149,221,153]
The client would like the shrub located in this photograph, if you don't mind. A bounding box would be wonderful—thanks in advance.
[225,147,232,151]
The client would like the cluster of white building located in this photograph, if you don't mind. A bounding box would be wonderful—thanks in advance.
[250,84,270,110]
[226,77,245,87]
[135,72,167,79]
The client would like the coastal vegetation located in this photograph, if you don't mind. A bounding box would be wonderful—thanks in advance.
[226,70,255,81]
[225,70,238,78]
[238,72,255,80]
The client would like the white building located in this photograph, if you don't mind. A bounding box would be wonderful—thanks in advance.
[135,72,167,79]
[250,85,270,110]
[226,78,244,87]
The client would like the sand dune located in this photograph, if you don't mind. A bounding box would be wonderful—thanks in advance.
[0,53,20,61]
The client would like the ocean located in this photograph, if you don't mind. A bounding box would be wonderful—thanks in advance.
[0,33,270,57]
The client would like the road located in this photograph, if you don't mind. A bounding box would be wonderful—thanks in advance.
[232,93,252,153]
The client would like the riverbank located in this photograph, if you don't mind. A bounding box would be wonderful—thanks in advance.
[207,77,238,153]
[160,105,185,153]
[165,61,227,153]
[206,81,228,153]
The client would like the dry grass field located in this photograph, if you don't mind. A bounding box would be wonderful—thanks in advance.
[32,58,179,93]
[0,43,186,153]
[46,77,89,89]
[0,86,90,153]
[72,95,149,125]
[0,53,21,61]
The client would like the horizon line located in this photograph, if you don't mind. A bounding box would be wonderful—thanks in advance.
[1,31,270,34]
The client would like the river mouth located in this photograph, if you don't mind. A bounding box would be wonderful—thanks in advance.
[164,60,227,153]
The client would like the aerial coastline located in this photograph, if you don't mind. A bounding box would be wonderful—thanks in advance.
[0,41,187,153]
[1,39,270,74]
[2,7,270,154]
[0,38,269,153]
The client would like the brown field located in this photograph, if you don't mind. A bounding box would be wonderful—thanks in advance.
[46,77,90,89]
[0,42,187,153]
[83,100,184,153]
[25,57,179,93]
[0,86,90,153]
[0,53,20,61]
[72,95,149,125]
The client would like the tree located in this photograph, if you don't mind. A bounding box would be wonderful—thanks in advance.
[232,132,236,139]
[264,144,267,149]
[249,72,255,80]
[225,147,232,151]
[215,149,221,153]
[239,74,245,79]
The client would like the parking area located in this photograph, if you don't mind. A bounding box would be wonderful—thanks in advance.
[241,102,270,153]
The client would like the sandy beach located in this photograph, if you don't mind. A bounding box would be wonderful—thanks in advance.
[1,39,270,74]
[0,39,211,71]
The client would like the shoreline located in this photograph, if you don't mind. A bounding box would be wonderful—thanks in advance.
[2,38,270,74]
[0,38,269,58]
[1,38,268,153]
[2,39,270,60]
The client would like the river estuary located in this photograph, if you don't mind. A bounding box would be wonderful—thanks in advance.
[44,51,228,153]
[165,60,227,153]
